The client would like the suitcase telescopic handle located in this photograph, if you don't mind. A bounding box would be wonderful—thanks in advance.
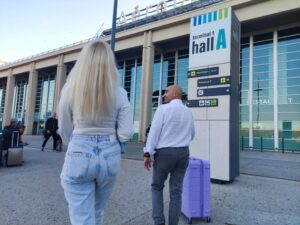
[11,131,20,147]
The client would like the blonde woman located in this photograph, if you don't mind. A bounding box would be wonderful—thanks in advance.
[58,39,134,225]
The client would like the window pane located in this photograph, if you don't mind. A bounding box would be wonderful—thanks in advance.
[278,26,300,150]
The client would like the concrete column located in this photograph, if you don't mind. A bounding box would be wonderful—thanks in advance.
[138,31,154,142]
[54,55,67,112]
[24,63,38,134]
[3,69,15,128]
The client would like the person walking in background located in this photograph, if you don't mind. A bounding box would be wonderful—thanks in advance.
[143,85,195,225]
[58,39,133,225]
[41,112,58,151]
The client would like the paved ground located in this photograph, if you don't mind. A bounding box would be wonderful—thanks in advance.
[0,135,300,225]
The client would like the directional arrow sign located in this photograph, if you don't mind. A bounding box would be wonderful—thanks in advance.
[197,87,231,97]
[197,76,231,87]
[188,67,219,78]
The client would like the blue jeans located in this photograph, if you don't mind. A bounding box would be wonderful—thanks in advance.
[60,134,121,225]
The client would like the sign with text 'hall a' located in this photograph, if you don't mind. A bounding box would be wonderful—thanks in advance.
[189,8,231,68]
[187,6,240,182]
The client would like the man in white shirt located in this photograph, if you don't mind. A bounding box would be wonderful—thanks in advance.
[143,85,195,225]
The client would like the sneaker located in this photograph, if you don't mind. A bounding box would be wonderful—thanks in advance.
[41,147,44,151]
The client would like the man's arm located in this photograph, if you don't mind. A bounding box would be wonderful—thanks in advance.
[143,106,164,170]
[143,106,164,155]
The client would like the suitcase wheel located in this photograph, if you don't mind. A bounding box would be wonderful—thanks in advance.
[206,217,211,223]
[188,218,192,224]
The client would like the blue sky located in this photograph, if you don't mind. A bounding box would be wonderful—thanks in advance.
[0,0,158,62]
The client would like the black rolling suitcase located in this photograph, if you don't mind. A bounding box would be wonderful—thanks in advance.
[6,131,23,166]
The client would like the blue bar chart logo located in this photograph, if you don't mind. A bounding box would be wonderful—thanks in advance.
[193,8,229,27]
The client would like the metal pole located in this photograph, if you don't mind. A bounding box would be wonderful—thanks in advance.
[282,137,285,154]
[241,136,244,151]
[111,0,118,52]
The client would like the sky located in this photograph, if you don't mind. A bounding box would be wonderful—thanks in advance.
[0,0,160,63]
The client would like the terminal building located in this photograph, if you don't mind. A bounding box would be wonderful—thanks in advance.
[0,0,299,151]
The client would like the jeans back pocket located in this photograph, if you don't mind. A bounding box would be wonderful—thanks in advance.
[103,150,121,177]
[65,152,92,181]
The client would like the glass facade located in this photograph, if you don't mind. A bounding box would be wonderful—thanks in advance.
[116,49,189,140]
[277,27,300,150]
[152,54,162,115]
[66,61,76,76]
[33,69,56,135]
[152,48,189,117]
[0,24,296,153]
[117,58,142,141]
[252,32,274,149]
[11,74,29,124]
[240,37,250,148]
[177,49,189,101]
[240,26,300,151]
[0,78,7,127]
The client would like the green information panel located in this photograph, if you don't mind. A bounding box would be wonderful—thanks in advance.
[187,98,218,107]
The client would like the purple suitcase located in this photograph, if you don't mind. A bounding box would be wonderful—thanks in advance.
[181,157,211,224]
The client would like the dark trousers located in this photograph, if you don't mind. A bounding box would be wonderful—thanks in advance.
[151,147,189,225]
[42,132,58,150]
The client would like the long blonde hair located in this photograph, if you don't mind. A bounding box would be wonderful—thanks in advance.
[66,39,119,121]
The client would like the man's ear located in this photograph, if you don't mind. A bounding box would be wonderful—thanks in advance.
[173,90,178,97]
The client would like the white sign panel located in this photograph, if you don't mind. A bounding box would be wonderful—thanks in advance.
[189,8,232,69]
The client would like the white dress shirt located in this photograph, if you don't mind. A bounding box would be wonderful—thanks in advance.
[143,99,195,155]
[58,85,134,145]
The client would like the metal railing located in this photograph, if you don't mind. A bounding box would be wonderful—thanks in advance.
[241,136,300,153]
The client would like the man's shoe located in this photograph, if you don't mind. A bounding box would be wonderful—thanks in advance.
[41,148,44,151]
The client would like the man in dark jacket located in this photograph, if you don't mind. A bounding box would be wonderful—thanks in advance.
[41,112,58,151]
[2,124,15,150]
